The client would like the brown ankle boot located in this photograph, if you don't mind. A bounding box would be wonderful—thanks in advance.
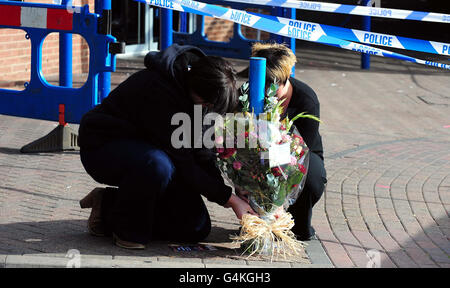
[80,188,106,237]
[113,233,146,250]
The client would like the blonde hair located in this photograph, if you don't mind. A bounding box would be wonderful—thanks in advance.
[251,42,297,86]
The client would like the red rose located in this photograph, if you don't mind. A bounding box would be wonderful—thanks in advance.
[232,161,242,170]
[272,167,284,177]
[218,148,237,159]
[298,164,307,174]
[300,150,305,158]
[293,135,304,145]
[239,132,249,139]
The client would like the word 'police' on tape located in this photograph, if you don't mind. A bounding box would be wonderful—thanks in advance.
[222,0,450,24]
[260,12,450,56]
[139,0,450,70]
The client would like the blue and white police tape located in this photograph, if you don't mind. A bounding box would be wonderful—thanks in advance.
[256,13,450,57]
[140,0,450,70]
[221,0,450,24]
[144,0,450,56]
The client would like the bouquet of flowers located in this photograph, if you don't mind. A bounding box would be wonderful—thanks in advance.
[215,82,320,259]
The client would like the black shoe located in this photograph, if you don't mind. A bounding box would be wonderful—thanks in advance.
[296,227,316,241]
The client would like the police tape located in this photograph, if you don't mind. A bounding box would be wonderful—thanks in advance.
[260,13,450,57]
[138,0,450,70]
[217,0,450,24]
[142,0,450,56]
[144,0,450,56]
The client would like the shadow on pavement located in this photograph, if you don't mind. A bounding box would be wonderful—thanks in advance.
[0,147,80,157]
[0,219,247,260]
[379,215,450,268]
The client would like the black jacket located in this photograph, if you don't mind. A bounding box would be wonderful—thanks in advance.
[286,77,324,160]
[78,44,232,206]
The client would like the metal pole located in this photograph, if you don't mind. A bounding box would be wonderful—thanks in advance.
[95,0,112,102]
[138,3,141,44]
[249,57,266,115]
[288,7,296,76]
[256,9,262,41]
[180,12,187,33]
[361,0,371,70]
[60,0,72,87]
[160,8,173,50]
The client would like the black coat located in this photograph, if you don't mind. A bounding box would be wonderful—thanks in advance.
[286,77,324,161]
[78,44,232,206]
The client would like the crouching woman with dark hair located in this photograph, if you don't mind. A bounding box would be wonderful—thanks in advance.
[78,44,257,249]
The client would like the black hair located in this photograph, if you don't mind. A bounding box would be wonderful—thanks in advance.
[187,56,238,114]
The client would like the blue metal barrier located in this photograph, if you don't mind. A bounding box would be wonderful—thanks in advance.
[0,0,117,124]
[60,0,72,88]
[179,11,188,33]
[95,0,113,102]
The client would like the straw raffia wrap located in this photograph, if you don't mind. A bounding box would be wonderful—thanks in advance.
[231,209,305,261]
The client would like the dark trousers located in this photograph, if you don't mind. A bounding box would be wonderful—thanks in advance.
[80,139,211,245]
[288,152,327,239]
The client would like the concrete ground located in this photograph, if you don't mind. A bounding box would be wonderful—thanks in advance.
[0,44,449,268]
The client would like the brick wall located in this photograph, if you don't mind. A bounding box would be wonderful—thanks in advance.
[204,16,234,42]
[0,0,93,89]
[240,8,271,41]
[0,29,32,87]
